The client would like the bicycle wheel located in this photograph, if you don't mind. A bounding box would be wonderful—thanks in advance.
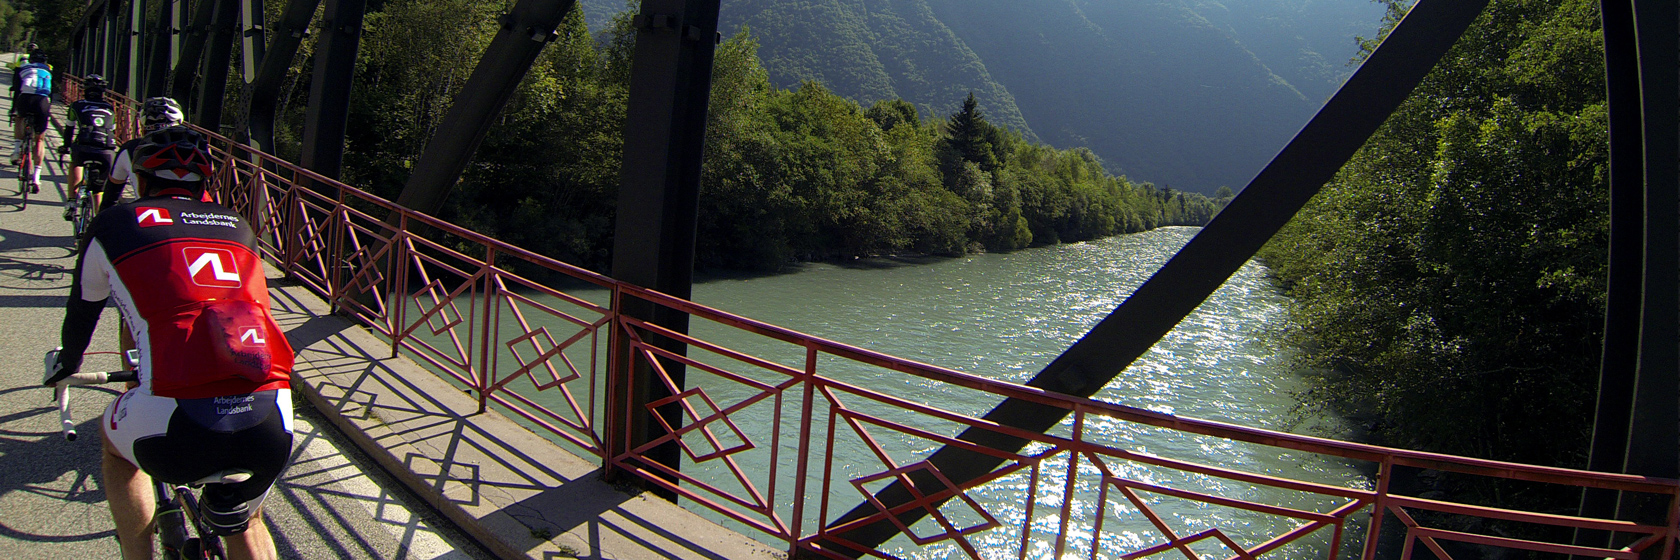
[71,194,93,253]
[17,129,33,207]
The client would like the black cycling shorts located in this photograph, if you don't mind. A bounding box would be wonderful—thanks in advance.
[107,389,295,519]
[70,146,115,180]
[14,93,49,134]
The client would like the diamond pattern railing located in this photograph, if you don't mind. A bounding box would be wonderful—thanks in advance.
[72,79,1680,559]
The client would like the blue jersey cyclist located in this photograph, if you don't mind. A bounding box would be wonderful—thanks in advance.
[46,126,295,560]
[10,52,52,192]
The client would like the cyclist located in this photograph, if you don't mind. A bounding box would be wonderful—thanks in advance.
[6,43,35,71]
[101,96,185,211]
[64,74,117,220]
[9,52,51,191]
[44,126,294,560]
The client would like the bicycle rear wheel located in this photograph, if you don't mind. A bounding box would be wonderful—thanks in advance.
[18,129,34,207]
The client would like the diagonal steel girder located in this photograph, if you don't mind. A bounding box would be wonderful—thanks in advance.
[810,0,1492,555]
[393,0,576,212]
[236,0,323,153]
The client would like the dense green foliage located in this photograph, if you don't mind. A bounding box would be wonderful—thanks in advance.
[340,4,1220,272]
[1260,0,1608,467]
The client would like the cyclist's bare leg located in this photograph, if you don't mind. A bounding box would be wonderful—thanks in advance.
[223,507,278,560]
[67,164,83,196]
[30,134,44,182]
[102,428,157,560]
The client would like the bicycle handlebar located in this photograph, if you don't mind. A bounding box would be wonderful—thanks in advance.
[55,370,137,442]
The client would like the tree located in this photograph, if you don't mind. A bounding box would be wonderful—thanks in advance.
[1262,0,1608,469]
[937,92,1001,177]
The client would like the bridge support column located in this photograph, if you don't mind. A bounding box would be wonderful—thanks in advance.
[141,0,176,98]
[602,0,721,501]
[805,0,1489,555]
[172,0,218,107]
[238,0,263,83]
[193,0,240,133]
[104,1,122,78]
[236,0,321,152]
[116,0,140,95]
[1577,1,1679,557]
[91,8,108,76]
[296,0,367,181]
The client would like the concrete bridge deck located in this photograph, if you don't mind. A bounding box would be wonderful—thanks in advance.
[0,68,778,560]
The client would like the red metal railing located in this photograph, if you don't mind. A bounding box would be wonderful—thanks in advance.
[84,80,1679,559]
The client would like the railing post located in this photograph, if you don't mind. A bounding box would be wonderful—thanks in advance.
[788,345,818,551]
[390,211,408,359]
[477,247,497,415]
[1361,459,1393,560]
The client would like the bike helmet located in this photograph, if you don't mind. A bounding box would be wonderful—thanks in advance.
[83,74,107,97]
[141,97,185,130]
[133,126,213,182]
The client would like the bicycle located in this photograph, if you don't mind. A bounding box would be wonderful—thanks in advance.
[48,349,244,560]
[67,158,104,251]
[16,122,37,206]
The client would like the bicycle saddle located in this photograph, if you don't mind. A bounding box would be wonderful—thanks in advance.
[189,469,253,486]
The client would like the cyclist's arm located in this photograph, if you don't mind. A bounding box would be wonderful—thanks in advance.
[53,240,114,378]
[101,151,132,211]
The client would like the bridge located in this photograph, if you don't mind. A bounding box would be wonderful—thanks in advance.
[13,0,1680,558]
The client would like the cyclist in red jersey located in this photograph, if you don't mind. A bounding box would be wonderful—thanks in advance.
[45,126,294,560]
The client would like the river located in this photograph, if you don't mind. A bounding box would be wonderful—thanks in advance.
[444,226,1372,558]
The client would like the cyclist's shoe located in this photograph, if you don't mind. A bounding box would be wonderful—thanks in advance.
[62,199,74,221]
[30,182,39,194]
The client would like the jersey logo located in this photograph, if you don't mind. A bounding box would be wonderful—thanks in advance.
[136,207,174,227]
[240,327,266,345]
[182,247,242,288]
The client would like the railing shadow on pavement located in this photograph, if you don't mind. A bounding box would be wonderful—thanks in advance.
[0,385,118,544]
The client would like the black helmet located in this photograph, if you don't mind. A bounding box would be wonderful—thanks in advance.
[83,74,107,97]
[141,97,185,130]
[133,126,213,182]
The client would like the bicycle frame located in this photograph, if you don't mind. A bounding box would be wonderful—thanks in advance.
[17,124,36,205]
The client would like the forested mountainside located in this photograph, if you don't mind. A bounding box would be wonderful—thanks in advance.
[581,0,1386,194]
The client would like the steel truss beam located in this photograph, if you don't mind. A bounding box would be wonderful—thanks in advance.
[237,0,323,153]
[811,0,1492,554]
[238,0,263,83]
[1576,2,1679,556]
[121,0,142,95]
[392,0,577,212]
[296,0,368,180]
[192,0,240,132]
[141,0,178,98]
[602,0,722,499]
[172,0,217,105]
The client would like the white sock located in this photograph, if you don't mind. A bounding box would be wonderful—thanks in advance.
[31,166,39,184]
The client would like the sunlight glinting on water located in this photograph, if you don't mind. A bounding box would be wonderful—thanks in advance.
[680,227,1370,558]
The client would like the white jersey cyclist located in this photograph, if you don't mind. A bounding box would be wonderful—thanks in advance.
[101,97,188,211]
[47,126,295,547]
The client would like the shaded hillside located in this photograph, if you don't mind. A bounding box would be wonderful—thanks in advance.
[581,0,1383,194]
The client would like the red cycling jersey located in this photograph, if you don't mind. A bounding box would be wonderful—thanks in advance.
[59,190,292,399]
